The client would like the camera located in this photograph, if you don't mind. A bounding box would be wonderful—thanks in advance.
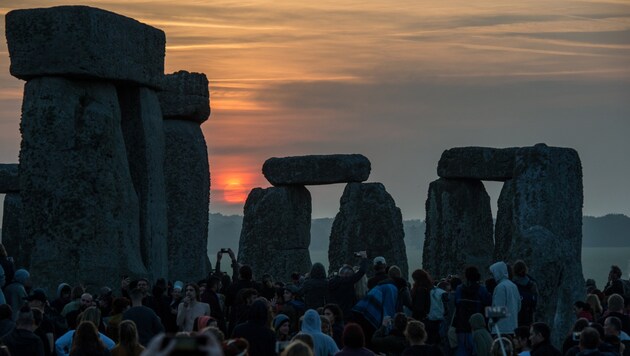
[161,334,208,356]
[485,306,508,319]
[573,332,581,341]
[276,341,291,353]
[220,248,229,253]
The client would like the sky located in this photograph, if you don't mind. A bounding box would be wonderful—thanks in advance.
[1,0,629,220]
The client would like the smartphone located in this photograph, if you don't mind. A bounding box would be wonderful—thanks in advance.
[220,248,229,253]
[161,334,208,356]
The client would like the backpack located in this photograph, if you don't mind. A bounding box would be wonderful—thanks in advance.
[516,278,537,326]
[427,287,446,321]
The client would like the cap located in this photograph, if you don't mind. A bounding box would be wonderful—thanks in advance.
[173,281,184,291]
[273,313,290,330]
[26,288,47,303]
[373,256,386,266]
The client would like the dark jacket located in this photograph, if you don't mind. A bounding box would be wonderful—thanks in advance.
[401,344,443,356]
[599,312,630,335]
[298,263,330,309]
[371,326,407,356]
[200,290,226,333]
[368,272,389,290]
[2,328,45,356]
[231,300,276,356]
[531,341,562,356]
[329,258,369,321]
[122,306,164,346]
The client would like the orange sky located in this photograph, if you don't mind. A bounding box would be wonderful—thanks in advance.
[1,0,630,218]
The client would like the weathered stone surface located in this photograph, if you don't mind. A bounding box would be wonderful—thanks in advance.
[263,154,371,186]
[0,164,19,192]
[120,87,168,280]
[423,178,494,279]
[164,120,210,282]
[510,143,584,347]
[494,179,514,262]
[437,147,517,181]
[19,77,147,293]
[6,6,165,88]
[238,186,312,281]
[505,226,563,344]
[158,71,210,123]
[329,183,407,278]
[1,193,25,266]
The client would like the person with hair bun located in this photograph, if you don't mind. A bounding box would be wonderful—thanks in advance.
[401,320,443,356]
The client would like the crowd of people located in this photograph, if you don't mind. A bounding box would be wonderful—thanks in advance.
[0,243,628,356]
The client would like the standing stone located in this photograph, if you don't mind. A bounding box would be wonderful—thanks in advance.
[505,226,563,341]
[510,144,584,347]
[1,193,24,265]
[494,180,514,262]
[329,183,407,278]
[263,154,371,186]
[238,186,312,281]
[437,147,517,181]
[423,178,494,279]
[0,164,19,192]
[159,70,211,282]
[6,6,165,88]
[119,87,168,280]
[163,120,210,281]
[19,77,147,292]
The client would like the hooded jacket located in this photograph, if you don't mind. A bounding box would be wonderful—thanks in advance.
[301,309,339,356]
[489,261,521,335]
[470,313,492,356]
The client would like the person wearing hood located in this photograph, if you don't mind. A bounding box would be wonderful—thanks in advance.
[231,299,276,355]
[274,313,292,341]
[469,313,492,356]
[489,261,521,336]
[297,263,330,310]
[51,283,72,315]
[4,268,30,321]
[301,309,339,356]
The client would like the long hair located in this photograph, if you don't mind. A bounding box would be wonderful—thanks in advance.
[79,306,101,326]
[411,269,433,296]
[586,294,603,318]
[71,321,106,355]
[118,320,142,354]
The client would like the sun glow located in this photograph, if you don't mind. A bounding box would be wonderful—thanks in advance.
[223,179,249,204]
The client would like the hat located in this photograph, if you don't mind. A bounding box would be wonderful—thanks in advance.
[373,256,386,266]
[173,281,184,291]
[26,288,47,303]
[14,269,30,284]
[273,313,290,330]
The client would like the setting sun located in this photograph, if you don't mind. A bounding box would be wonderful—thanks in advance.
[223,179,249,204]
